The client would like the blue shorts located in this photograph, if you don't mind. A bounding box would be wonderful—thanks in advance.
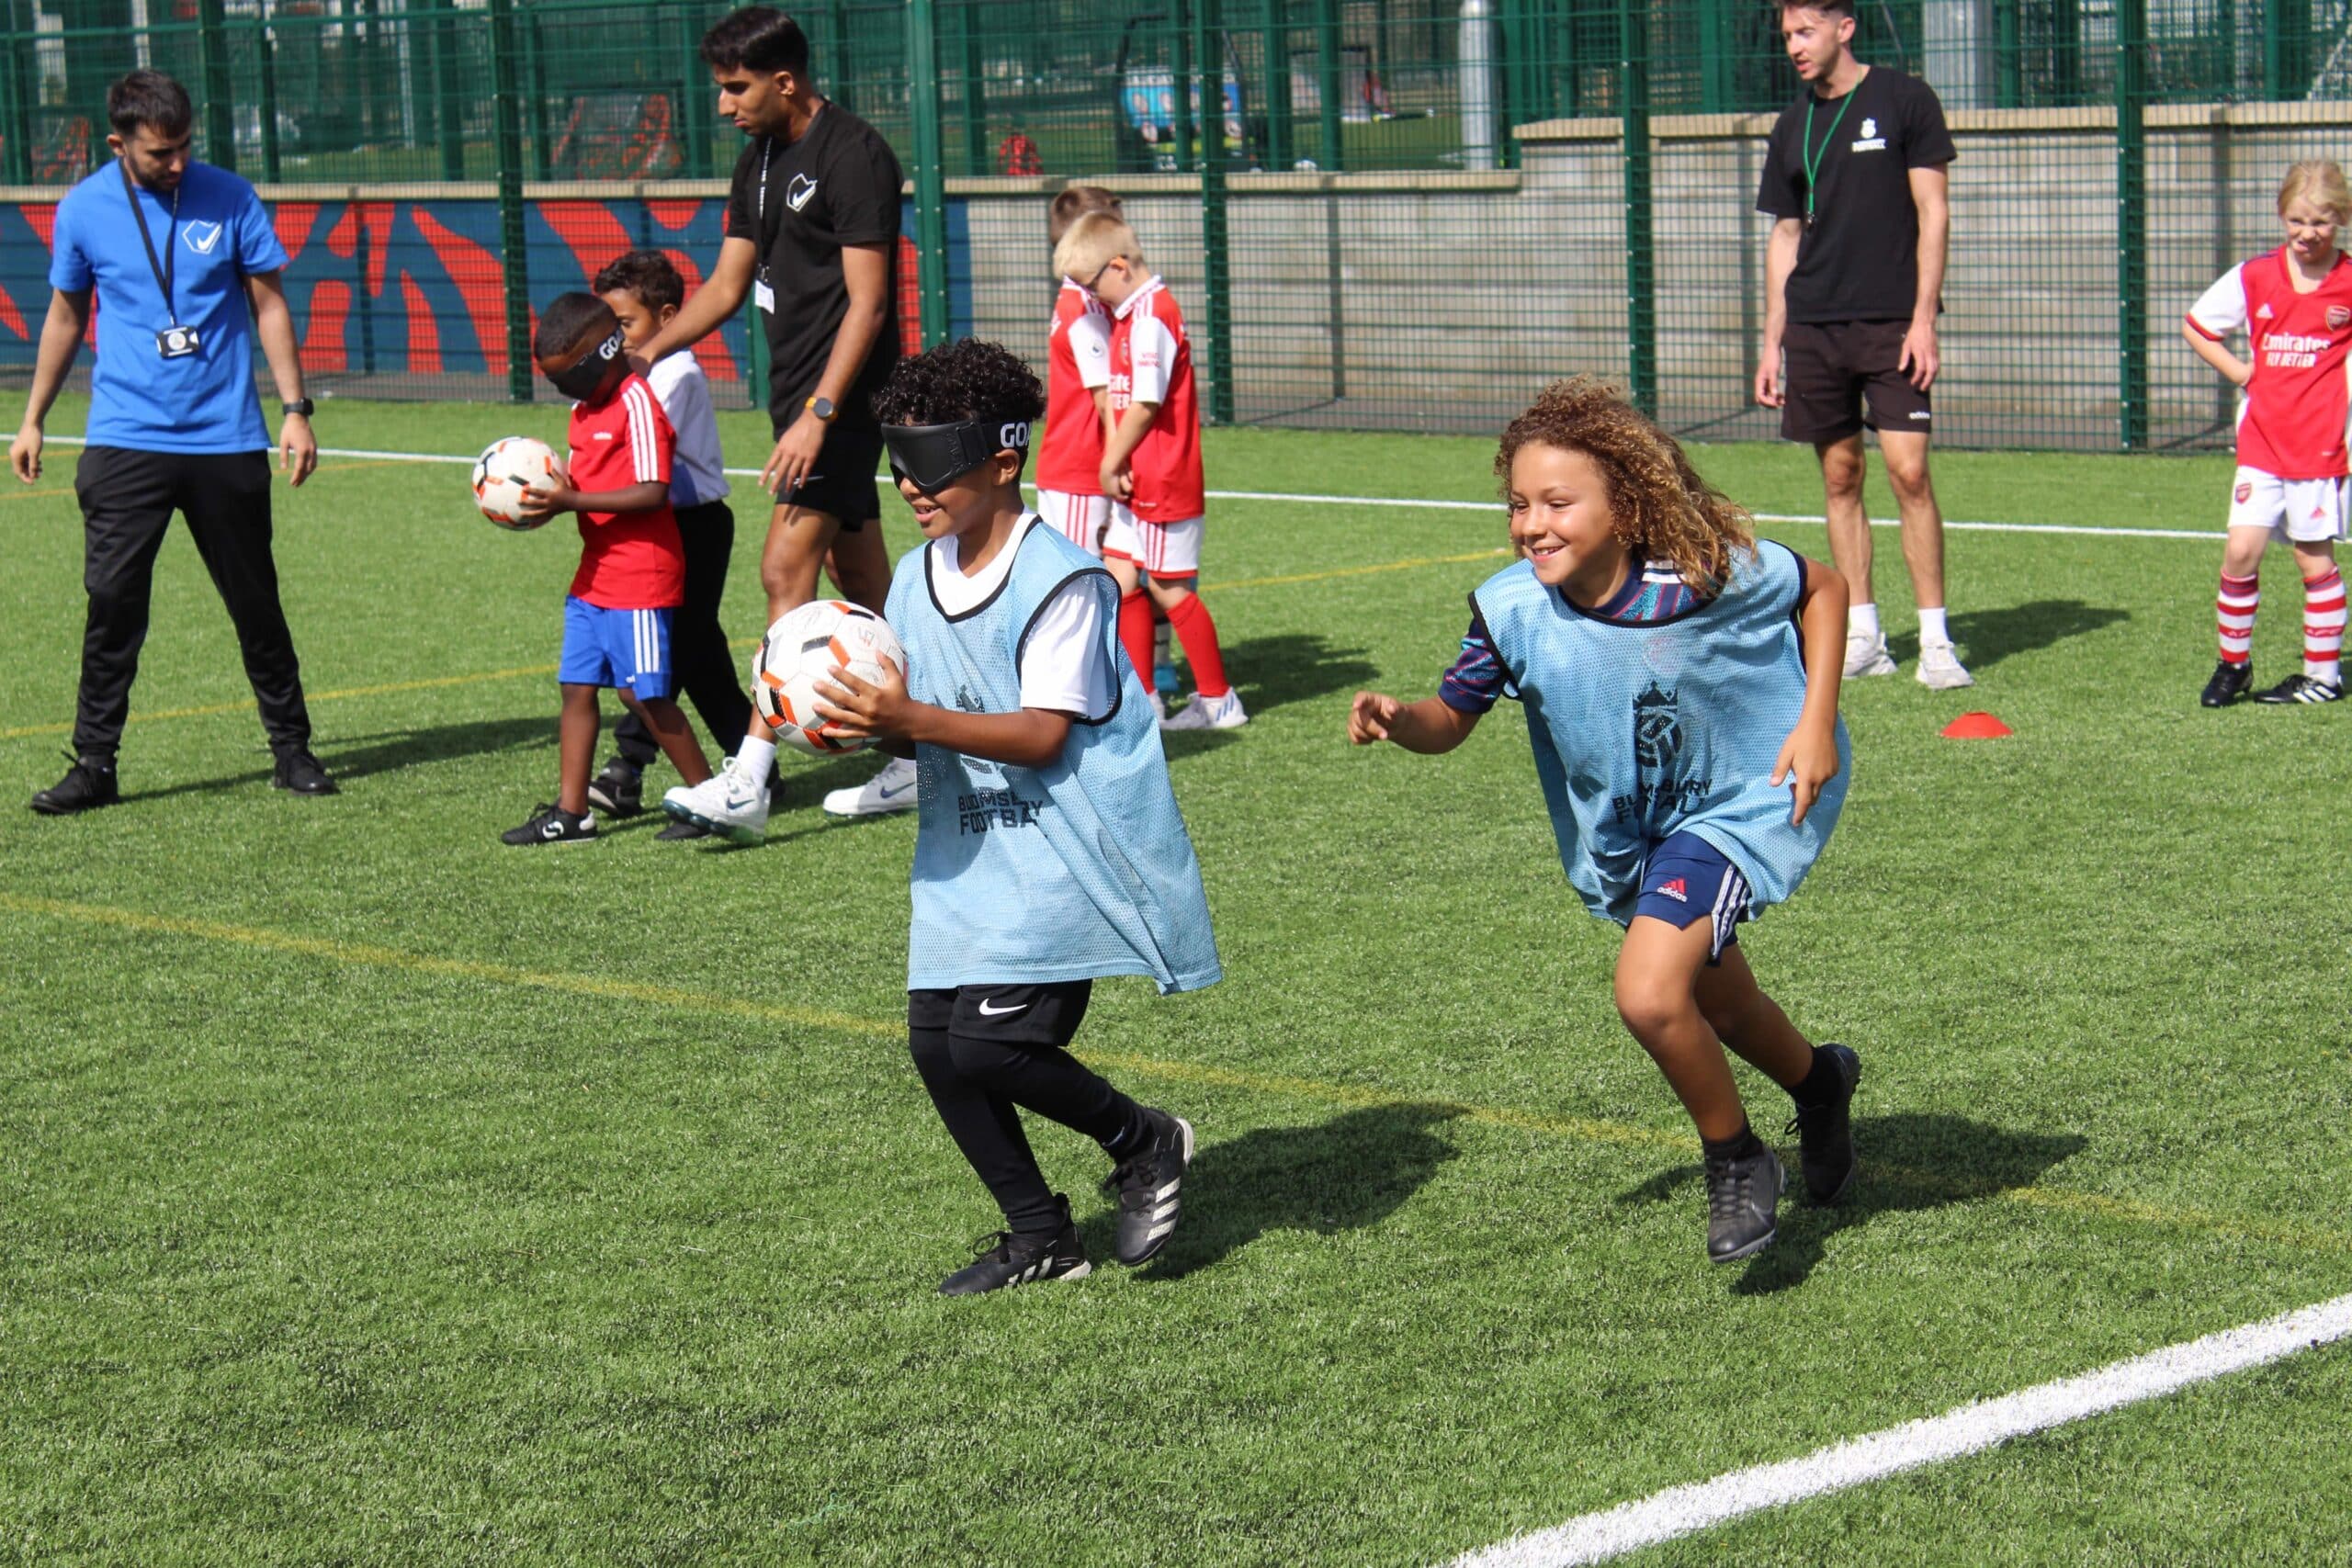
[1632,830,1752,963]
[559,596,676,699]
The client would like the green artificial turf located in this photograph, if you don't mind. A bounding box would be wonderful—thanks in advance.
[1,398,2345,1564]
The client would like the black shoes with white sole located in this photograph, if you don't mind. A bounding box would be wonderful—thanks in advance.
[938,1205,1091,1296]
[1106,1109,1194,1267]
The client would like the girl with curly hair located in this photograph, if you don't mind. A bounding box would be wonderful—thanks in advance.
[1348,377,1858,1265]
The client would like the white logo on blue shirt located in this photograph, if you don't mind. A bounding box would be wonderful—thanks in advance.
[182,220,224,255]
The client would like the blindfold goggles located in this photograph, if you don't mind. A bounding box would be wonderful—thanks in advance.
[544,326,625,400]
[883,417,1031,493]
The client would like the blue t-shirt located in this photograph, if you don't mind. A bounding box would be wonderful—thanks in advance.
[49,160,287,454]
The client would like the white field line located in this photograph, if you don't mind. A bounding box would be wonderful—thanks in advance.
[40,437,2222,544]
[1447,1291,2352,1568]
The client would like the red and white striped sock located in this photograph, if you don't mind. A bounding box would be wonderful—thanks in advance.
[2302,567,2346,685]
[2217,571,2259,665]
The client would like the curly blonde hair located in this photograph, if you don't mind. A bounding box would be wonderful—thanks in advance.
[1495,377,1755,592]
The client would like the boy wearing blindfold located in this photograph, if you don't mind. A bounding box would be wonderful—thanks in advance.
[503,294,715,845]
[811,339,1221,1295]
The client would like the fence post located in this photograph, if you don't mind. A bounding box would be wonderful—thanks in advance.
[1994,0,2020,107]
[825,0,854,111]
[1261,0,1292,169]
[429,4,465,179]
[1619,0,1657,416]
[2263,0,2311,97]
[254,13,280,181]
[1699,0,1734,111]
[524,6,552,179]
[1313,0,1342,171]
[490,0,534,402]
[2116,0,2147,450]
[955,2,987,175]
[673,0,714,179]
[1200,0,1236,423]
[197,0,236,172]
[908,0,952,346]
[2,3,34,186]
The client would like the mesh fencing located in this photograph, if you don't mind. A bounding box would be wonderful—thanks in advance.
[2,0,2349,449]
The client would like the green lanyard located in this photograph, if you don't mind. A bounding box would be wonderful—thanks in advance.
[1801,87,1856,227]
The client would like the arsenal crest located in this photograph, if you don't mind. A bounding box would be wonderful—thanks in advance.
[2329,305,2350,331]
[2235,480,2254,503]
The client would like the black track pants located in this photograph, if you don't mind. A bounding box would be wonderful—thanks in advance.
[613,501,752,767]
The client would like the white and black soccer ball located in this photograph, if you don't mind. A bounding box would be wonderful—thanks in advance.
[752,600,908,757]
[471,436,567,529]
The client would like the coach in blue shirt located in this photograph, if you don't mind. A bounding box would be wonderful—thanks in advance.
[9,69,333,813]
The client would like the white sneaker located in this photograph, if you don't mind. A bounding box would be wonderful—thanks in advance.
[1162,689,1249,730]
[1844,631,1897,678]
[662,754,769,845]
[1916,642,1975,690]
[822,753,920,818]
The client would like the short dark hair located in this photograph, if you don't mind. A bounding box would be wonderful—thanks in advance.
[107,70,192,140]
[535,291,619,360]
[593,250,685,314]
[1781,0,1856,17]
[872,338,1046,432]
[700,6,811,77]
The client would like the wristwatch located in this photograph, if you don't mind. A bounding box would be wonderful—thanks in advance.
[282,398,315,418]
[806,395,836,423]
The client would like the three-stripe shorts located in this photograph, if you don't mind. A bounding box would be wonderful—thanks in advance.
[1632,829,1753,965]
[560,595,677,700]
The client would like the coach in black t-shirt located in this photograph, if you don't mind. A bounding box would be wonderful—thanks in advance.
[638,6,919,825]
[1755,0,1972,690]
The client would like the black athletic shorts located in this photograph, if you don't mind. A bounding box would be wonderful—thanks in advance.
[776,420,884,532]
[1779,320,1932,445]
[908,980,1094,1048]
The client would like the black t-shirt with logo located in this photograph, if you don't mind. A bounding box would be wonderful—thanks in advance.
[724,101,903,432]
[1756,67,1955,325]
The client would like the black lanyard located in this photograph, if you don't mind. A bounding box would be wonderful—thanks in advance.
[119,158,181,326]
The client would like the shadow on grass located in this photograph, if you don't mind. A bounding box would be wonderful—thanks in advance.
[1114,1102,1462,1280]
[1614,1112,2086,1296]
[118,715,554,804]
[1884,599,2130,673]
[1219,632,1380,716]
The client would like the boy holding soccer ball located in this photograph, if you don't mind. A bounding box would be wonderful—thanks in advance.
[503,293,714,844]
[812,338,1219,1294]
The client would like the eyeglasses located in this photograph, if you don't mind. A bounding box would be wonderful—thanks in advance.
[1084,259,1117,291]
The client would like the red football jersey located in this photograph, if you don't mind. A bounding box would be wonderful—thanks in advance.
[2188,247,2352,479]
[1038,278,1114,494]
[567,374,685,609]
[1108,276,1206,521]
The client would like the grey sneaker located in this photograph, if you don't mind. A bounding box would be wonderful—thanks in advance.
[1916,641,1975,690]
[1844,631,1897,678]
[1702,1143,1785,1263]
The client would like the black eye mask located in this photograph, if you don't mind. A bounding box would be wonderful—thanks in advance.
[545,327,625,400]
[883,417,1031,492]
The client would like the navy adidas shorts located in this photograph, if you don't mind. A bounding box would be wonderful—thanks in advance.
[559,595,676,699]
[1632,830,1752,963]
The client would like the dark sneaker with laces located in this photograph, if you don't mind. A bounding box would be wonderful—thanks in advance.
[586,755,644,816]
[2200,661,2253,707]
[655,818,713,841]
[2255,672,2344,705]
[501,804,596,845]
[1785,1043,1860,1205]
[938,1210,1091,1296]
[1702,1143,1785,1264]
[1105,1108,1194,1266]
[30,754,119,816]
[272,748,337,795]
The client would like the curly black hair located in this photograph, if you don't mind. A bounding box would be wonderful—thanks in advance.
[870,338,1046,430]
[592,249,684,314]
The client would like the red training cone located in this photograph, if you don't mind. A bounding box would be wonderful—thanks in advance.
[1939,711,2013,739]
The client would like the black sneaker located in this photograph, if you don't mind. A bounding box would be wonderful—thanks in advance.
[1104,1108,1194,1266]
[655,818,712,841]
[2254,672,2344,705]
[501,804,596,845]
[585,755,644,816]
[2200,661,2254,707]
[272,748,338,795]
[1702,1144,1785,1264]
[29,753,118,816]
[938,1212,1091,1296]
[1785,1043,1860,1205]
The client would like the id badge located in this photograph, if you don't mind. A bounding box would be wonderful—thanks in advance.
[156,324,200,359]
[753,271,775,315]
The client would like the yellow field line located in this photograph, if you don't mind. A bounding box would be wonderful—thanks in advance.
[2,888,2342,1258]
[1216,547,1508,592]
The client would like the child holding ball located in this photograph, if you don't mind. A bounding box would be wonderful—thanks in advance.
[812,338,1219,1295]
[1349,377,1860,1263]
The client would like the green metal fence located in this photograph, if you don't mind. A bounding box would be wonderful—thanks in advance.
[4,0,2351,451]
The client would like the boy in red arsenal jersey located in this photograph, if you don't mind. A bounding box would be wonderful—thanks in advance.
[1056,212,1247,731]
[505,294,715,843]
[1037,186,1122,554]
[2186,160,2352,706]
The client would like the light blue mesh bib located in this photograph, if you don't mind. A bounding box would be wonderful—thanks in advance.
[888,523,1223,993]
[1472,539,1850,924]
